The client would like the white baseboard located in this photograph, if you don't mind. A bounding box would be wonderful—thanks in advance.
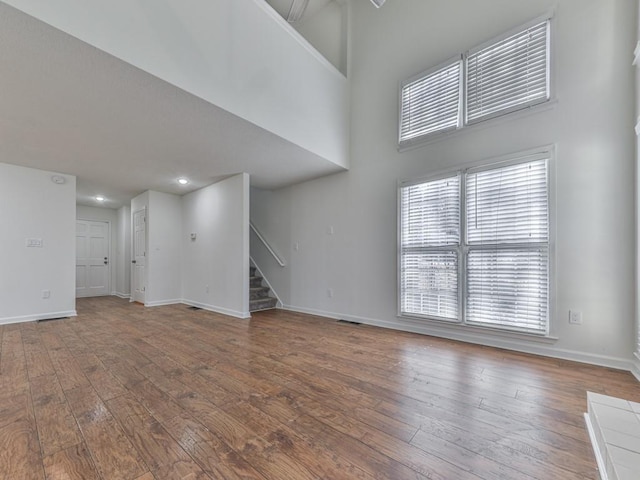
[125,297,250,319]
[113,292,131,299]
[283,304,342,320]
[0,310,78,325]
[181,299,251,319]
[584,413,607,480]
[282,304,634,373]
[144,299,182,307]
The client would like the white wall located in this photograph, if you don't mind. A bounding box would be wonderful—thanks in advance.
[182,174,250,318]
[0,163,76,323]
[4,0,349,169]
[146,191,182,306]
[295,1,347,75]
[117,205,131,297]
[251,0,638,369]
[76,204,118,296]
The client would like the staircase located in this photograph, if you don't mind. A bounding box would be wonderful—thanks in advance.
[250,266,278,312]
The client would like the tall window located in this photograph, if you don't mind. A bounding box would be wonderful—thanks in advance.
[399,17,551,148]
[400,175,460,320]
[399,151,551,334]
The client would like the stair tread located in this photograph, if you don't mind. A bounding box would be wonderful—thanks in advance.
[249,267,276,311]
[250,297,277,312]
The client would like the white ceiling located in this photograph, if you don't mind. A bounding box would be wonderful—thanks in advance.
[0,2,346,209]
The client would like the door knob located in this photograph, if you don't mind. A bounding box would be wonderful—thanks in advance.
[104,261,108,265]
[132,260,136,264]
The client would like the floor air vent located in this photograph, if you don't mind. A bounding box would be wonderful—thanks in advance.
[187,306,202,311]
[337,319,361,325]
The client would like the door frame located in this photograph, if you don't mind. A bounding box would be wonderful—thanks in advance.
[131,207,147,304]
[76,218,112,298]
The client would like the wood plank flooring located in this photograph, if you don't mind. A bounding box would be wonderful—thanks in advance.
[1,296,639,479]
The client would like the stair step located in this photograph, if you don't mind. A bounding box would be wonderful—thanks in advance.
[250,275,263,287]
[250,286,271,300]
[250,265,256,276]
[250,297,277,312]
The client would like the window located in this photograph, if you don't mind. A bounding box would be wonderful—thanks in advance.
[466,21,550,124]
[400,175,460,320]
[399,151,551,334]
[399,17,551,148]
[399,61,462,143]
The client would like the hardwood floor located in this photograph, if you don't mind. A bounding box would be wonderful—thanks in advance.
[1,297,639,479]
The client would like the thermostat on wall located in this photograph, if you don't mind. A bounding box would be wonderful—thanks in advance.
[190,233,197,240]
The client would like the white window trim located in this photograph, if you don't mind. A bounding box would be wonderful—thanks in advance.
[398,10,555,151]
[397,145,556,339]
[398,55,464,147]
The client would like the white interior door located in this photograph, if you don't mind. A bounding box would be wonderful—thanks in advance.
[132,208,146,304]
[76,220,110,297]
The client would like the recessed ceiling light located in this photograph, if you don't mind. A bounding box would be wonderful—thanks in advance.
[177,178,189,185]
[95,196,105,202]
[370,0,386,7]
[51,175,66,184]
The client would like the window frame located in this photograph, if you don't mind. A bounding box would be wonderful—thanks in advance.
[397,146,555,337]
[398,56,464,149]
[398,171,463,323]
[464,16,552,126]
[397,12,553,149]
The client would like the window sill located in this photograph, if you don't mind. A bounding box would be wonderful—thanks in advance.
[397,313,559,345]
[398,98,558,153]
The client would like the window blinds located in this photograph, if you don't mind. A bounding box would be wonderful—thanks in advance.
[399,156,550,334]
[465,158,549,333]
[466,20,550,124]
[400,176,460,320]
[466,159,549,244]
[399,61,461,145]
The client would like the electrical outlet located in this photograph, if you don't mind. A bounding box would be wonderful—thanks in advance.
[569,310,582,325]
[327,288,334,298]
[294,242,299,251]
[42,290,50,299]
[205,285,209,294]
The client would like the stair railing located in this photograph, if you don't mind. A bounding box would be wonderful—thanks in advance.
[250,221,285,267]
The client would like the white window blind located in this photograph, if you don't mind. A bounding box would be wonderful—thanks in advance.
[465,158,549,333]
[398,152,551,335]
[399,61,461,145]
[398,16,551,147]
[400,176,460,320]
[466,160,549,244]
[466,20,550,124]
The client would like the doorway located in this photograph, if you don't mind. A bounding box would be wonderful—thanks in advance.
[76,220,110,297]
[131,208,146,304]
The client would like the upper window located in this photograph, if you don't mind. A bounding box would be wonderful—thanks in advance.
[399,17,551,148]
